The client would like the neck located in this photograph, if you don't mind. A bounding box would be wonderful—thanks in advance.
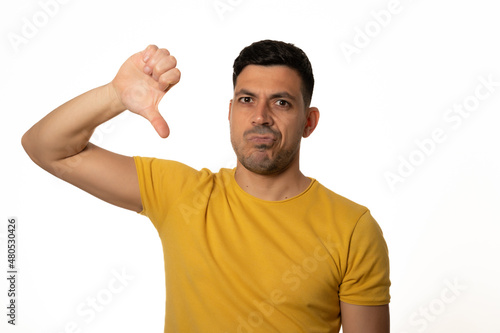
[234,158,311,201]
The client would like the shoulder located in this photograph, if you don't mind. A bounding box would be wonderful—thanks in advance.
[134,156,200,173]
[134,156,215,181]
[311,181,370,222]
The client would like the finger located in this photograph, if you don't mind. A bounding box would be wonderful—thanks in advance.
[141,44,160,64]
[151,55,177,82]
[143,48,170,76]
[158,67,181,92]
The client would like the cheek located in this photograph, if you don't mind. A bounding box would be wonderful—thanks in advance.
[229,122,243,145]
[229,121,239,135]
[282,122,305,142]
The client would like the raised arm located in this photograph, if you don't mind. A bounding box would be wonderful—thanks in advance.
[21,45,180,212]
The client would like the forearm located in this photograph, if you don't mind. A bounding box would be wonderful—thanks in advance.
[22,83,124,168]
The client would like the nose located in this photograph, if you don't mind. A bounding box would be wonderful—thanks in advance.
[252,102,273,126]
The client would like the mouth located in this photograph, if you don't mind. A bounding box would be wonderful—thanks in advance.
[247,135,276,145]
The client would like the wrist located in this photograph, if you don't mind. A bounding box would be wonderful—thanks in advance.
[102,82,127,117]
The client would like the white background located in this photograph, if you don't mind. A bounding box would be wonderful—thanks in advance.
[1,0,499,332]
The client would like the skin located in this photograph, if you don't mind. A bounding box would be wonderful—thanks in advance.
[21,45,389,332]
[229,65,319,201]
[340,302,390,333]
[21,45,178,212]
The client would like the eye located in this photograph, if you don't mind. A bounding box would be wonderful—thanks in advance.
[239,96,253,103]
[275,99,290,107]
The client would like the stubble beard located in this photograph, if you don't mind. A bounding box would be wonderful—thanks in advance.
[231,134,301,176]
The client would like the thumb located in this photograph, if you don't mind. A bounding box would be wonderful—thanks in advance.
[145,107,170,138]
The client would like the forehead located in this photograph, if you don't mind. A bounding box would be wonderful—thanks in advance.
[234,65,303,95]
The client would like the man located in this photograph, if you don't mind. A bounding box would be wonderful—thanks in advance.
[22,40,390,332]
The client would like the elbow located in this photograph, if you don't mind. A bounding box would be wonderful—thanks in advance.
[21,130,32,157]
[21,128,41,166]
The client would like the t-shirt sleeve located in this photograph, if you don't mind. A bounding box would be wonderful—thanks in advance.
[339,211,391,305]
[133,156,210,231]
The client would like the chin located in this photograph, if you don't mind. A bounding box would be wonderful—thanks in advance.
[240,156,291,176]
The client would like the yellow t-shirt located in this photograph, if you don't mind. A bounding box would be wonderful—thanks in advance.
[134,157,390,333]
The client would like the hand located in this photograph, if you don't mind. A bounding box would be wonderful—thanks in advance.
[110,45,181,138]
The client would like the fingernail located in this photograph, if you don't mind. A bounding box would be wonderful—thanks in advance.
[144,66,152,74]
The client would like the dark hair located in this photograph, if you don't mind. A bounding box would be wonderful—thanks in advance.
[232,40,314,108]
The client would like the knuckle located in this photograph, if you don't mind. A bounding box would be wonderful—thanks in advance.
[147,48,169,66]
[154,56,177,75]
[153,62,163,74]
[159,68,181,86]
[158,74,171,86]
[172,68,181,80]
[145,44,158,56]
[167,68,181,83]
[168,55,177,67]
[159,48,170,56]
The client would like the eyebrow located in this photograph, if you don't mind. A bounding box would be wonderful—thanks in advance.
[234,89,297,102]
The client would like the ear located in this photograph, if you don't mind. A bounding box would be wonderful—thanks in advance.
[303,107,319,138]
[228,99,233,121]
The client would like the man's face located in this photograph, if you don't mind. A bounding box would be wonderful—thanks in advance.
[229,65,317,175]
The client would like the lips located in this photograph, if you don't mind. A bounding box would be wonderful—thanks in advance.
[247,135,276,144]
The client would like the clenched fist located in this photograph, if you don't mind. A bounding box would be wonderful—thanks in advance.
[111,45,181,138]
